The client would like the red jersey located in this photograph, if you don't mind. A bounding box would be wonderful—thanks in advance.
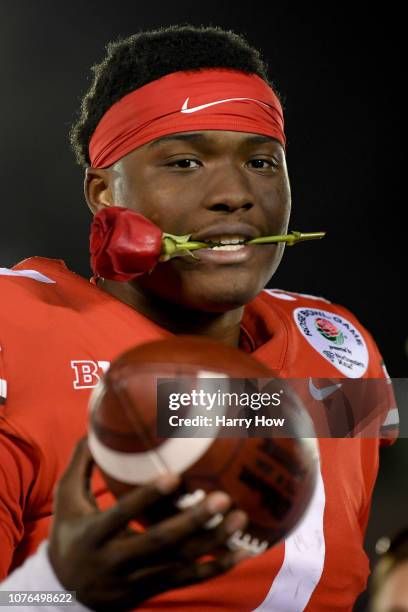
[0,258,398,611]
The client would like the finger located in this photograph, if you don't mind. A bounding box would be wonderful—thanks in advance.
[114,490,232,562]
[92,472,181,543]
[95,561,188,611]
[175,509,248,562]
[116,508,248,576]
[54,437,96,517]
[182,548,252,582]
[125,548,251,602]
[92,551,251,612]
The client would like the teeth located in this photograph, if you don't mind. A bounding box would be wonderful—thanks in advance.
[210,244,246,251]
[205,235,248,245]
[220,238,241,245]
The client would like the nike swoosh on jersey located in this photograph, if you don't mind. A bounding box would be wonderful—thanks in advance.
[309,377,342,401]
[181,97,270,113]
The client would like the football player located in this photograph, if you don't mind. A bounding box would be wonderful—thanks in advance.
[0,25,398,611]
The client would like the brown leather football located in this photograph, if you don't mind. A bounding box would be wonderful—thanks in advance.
[88,335,318,554]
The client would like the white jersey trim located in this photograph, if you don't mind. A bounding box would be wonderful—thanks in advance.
[253,442,326,612]
[0,268,56,284]
[264,288,331,303]
[381,407,399,428]
[0,378,7,401]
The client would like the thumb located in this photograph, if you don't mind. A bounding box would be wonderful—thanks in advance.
[54,437,96,518]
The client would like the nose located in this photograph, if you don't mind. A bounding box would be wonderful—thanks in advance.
[201,164,254,213]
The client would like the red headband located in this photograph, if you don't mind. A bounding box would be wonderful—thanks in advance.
[89,69,285,168]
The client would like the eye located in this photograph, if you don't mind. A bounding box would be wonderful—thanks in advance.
[167,159,202,169]
[247,158,278,170]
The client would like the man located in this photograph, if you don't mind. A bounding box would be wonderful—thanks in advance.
[0,25,398,611]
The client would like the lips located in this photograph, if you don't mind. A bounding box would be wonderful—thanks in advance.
[183,222,277,266]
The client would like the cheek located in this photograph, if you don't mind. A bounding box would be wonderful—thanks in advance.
[256,172,291,221]
[109,174,130,205]
[273,175,291,212]
[269,165,291,216]
[110,181,171,228]
[113,175,190,232]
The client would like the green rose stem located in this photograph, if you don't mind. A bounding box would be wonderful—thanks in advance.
[247,231,326,246]
[159,231,326,262]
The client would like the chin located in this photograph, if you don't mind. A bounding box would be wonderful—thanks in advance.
[136,258,277,313]
[179,249,282,311]
[176,278,265,313]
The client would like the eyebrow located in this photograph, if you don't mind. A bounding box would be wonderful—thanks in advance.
[147,133,279,148]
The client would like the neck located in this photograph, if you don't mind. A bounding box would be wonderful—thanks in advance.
[97,278,244,348]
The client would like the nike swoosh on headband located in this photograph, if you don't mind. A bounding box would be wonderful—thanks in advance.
[181,97,271,114]
[308,378,342,401]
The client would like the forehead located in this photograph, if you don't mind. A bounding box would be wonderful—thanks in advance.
[146,131,283,150]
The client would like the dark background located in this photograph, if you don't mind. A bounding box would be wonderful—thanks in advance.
[0,2,405,609]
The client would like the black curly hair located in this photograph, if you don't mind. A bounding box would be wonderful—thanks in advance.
[70,25,279,167]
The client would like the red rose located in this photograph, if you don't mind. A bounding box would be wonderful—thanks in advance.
[90,207,163,281]
[89,207,325,282]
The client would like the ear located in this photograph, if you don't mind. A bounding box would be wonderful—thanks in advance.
[84,167,113,215]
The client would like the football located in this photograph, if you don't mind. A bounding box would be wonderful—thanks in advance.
[88,335,318,554]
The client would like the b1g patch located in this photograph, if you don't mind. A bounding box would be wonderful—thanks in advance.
[293,308,368,377]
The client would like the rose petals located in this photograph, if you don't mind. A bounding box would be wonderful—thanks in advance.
[90,207,163,281]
